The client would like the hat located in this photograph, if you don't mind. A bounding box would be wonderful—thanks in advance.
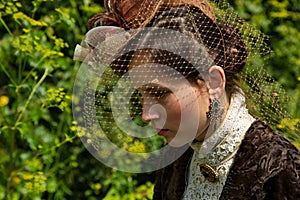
[89,0,215,29]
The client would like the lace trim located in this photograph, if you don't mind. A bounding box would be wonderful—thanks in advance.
[182,92,255,200]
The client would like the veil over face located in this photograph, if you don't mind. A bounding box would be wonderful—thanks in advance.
[73,0,296,173]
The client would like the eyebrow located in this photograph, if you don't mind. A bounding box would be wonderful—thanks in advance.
[139,83,169,92]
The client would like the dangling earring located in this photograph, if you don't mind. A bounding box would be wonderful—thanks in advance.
[206,98,212,118]
[206,98,224,131]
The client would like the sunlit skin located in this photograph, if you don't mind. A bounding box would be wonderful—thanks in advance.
[129,61,229,146]
[139,80,211,144]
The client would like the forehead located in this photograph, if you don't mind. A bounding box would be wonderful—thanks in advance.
[128,63,189,90]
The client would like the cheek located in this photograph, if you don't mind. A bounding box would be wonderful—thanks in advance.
[185,89,210,128]
[164,97,197,126]
[161,96,182,122]
[199,96,210,114]
[165,99,181,116]
[194,86,210,114]
[163,89,209,124]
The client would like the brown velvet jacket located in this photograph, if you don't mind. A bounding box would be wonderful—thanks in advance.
[153,120,300,200]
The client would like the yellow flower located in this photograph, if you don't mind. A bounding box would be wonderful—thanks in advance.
[128,141,146,153]
[55,97,62,102]
[25,182,33,190]
[125,136,134,143]
[23,173,34,180]
[92,183,102,191]
[0,96,9,107]
[13,12,48,27]
[277,118,300,131]
[70,126,77,132]
[12,176,21,184]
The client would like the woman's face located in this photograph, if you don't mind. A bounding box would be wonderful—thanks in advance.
[129,64,211,146]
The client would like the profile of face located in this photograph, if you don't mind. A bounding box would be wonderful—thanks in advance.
[128,62,226,147]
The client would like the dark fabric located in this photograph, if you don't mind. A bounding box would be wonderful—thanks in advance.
[153,147,193,200]
[153,120,300,200]
[220,120,300,200]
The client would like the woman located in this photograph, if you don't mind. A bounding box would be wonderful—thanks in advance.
[76,0,300,199]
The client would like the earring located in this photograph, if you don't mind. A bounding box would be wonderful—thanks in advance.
[206,98,224,131]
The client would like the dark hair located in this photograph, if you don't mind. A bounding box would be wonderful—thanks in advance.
[91,5,248,96]
[146,6,248,95]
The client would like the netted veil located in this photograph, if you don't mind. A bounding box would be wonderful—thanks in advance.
[73,0,297,172]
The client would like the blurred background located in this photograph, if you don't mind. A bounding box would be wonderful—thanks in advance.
[0,0,299,199]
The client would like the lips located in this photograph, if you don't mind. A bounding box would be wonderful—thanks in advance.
[157,129,169,136]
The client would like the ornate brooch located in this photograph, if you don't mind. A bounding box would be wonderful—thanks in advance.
[199,163,219,183]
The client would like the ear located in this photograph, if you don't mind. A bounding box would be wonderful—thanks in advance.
[207,65,226,99]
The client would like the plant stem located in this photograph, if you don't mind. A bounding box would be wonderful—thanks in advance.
[0,63,17,86]
[14,67,50,128]
[21,55,48,85]
[5,67,50,197]
[0,16,13,36]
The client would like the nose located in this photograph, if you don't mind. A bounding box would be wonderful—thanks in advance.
[141,98,159,123]
[142,109,151,123]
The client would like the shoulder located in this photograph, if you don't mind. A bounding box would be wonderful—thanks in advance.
[221,119,300,200]
[238,119,300,167]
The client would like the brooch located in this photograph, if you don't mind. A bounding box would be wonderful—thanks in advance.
[199,163,219,183]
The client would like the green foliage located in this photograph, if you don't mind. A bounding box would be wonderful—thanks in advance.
[230,0,300,146]
[231,0,300,109]
[0,0,153,199]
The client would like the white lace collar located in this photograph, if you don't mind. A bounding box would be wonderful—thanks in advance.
[183,92,255,200]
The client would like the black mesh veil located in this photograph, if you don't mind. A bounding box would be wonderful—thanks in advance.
[73,0,298,172]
